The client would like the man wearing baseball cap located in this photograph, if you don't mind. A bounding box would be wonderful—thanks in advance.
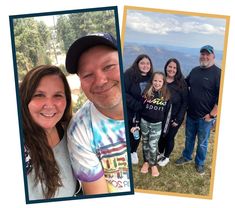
[65,33,130,194]
[175,45,221,175]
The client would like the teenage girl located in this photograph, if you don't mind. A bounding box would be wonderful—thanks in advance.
[124,54,153,164]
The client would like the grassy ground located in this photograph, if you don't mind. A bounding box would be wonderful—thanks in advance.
[132,123,216,197]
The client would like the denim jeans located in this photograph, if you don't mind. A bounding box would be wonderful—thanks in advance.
[140,118,162,166]
[182,115,215,166]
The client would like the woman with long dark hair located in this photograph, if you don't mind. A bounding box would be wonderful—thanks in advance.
[20,65,78,200]
[124,54,153,164]
[157,58,188,167]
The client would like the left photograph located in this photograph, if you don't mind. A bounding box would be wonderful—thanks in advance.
[9,6,133,204]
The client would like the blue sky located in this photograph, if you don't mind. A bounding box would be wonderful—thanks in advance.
[124,10,227,51]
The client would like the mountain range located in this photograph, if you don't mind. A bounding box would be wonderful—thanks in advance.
[122,42,223,76]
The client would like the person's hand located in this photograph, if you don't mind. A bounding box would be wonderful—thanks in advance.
[171,121,178,127]
[130,126,140,133]
[203,114,212,122]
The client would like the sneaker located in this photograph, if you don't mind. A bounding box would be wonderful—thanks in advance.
[158,157,170,167]
[141,162,149,174]
[195,164,205,175]
[175,156,191,165]
[131,152,139,164]
[157,153,164,162]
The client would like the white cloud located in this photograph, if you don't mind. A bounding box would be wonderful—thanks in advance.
[181,22,225,34]
[126,11,225,35]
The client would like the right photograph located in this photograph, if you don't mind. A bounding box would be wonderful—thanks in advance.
[121,6,230,198]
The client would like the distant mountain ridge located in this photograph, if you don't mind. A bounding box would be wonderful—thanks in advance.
[122,42,222,76]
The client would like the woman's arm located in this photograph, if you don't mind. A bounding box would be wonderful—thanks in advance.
[124,71,142,111]
[175,87,188,125]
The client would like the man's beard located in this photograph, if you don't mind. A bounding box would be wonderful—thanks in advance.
[200,60,213,68]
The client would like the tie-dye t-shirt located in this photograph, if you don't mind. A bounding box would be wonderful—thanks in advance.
[67,101,130,193]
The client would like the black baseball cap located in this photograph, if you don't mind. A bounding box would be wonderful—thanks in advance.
[200,45,214,54]
[65,32,117,74]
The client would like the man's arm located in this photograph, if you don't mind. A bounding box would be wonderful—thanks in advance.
[82,175,109,195]
[203,104,218,121]
[210,104,218,117]
[67,103,109,195]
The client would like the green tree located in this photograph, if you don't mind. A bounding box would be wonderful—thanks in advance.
[56,15,75,53]
[13,18,52,81]
[37,21,51,48]
[56,10,117,53]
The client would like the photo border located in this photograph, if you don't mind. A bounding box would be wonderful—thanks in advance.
[9,5,134,204]
[121,5,230,199]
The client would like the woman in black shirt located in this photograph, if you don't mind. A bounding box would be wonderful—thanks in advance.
[124,54,153,164]
[157,58,188,167]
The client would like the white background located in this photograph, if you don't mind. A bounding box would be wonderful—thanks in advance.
[0,0,234,207]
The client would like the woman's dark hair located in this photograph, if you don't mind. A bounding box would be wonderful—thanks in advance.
[164,58,187,89]
[20,65,72,198]
[126,54,154,82]
[143,71,170,101]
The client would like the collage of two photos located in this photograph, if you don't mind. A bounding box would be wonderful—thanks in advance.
[9,5,229,204]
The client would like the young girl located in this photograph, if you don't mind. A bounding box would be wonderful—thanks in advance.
[140,72,172,177]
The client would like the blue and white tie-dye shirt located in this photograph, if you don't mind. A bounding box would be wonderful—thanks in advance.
[67,101,130,193]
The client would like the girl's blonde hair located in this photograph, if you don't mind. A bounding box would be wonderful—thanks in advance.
[143,71,170,101]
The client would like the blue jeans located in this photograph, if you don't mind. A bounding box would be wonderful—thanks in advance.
[182,115,215,166]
